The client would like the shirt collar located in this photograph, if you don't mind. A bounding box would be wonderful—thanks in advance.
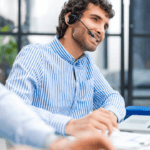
[50,36,75,65]
[50,36,86,65]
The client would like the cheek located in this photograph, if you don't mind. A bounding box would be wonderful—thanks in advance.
[102,35,105,40]
[73,26,85,36]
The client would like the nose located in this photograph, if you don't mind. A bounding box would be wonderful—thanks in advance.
[96,25,105,36]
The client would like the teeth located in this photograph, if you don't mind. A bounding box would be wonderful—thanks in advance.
[92,37,97,42]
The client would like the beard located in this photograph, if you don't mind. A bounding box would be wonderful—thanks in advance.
[72,25,98,52]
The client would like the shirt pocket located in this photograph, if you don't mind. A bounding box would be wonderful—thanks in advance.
[76,78,94,110]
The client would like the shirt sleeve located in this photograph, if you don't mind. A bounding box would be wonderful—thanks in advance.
[0,83,59,148]
[5,45,72,136]
[93,64,126,123]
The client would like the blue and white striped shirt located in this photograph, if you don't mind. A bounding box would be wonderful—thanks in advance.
[6,35,126,136]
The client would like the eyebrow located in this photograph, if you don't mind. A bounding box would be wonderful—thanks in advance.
[90,14,109,29]
[90,14,102,20]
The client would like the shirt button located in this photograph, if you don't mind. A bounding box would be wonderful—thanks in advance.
[76,82,79,87]
[70,58,74,61]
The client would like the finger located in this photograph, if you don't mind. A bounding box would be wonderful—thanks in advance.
[90,112,113,135]
[91,119,108,135]
[97,108,118,129]
[89,110,116,135]
[93,114,114,136]
[94,110,118,130]
[110,112,119,129]
[109,112,118,129]
[110,112,118,122]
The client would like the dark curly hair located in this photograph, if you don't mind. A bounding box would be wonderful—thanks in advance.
[56,0,115,39]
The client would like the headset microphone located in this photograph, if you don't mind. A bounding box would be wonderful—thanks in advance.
[67,14,95,38]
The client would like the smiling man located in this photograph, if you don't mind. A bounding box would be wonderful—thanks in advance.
[6,0,126,138]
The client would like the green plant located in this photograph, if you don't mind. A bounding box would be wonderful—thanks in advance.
[0,25,18,66]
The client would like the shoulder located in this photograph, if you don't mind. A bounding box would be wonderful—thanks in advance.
[20,43,50,54]
[17,43,53,60]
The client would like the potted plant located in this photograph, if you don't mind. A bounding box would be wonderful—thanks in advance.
[0,25,18,84]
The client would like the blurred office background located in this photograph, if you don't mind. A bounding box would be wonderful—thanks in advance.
[0,0,150,107]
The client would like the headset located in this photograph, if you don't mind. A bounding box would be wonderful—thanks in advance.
[67,14,95,38]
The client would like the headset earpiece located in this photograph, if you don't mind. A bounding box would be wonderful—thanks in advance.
[67,14,78,24]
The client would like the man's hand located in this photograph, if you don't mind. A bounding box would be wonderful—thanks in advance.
[65,107,118,137]
[50,132,116,150]
[109,111,118,123]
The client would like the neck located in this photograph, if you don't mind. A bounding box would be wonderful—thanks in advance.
[59,29,84,61]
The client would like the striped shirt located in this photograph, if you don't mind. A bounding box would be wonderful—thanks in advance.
[6,35,126,136]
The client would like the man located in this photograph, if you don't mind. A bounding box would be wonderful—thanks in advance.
[0,83,115,150]
[6,0,126,137]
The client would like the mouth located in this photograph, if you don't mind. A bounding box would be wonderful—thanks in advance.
[90,36,99,46]
[88,32,101,45]
[92,37,98,42]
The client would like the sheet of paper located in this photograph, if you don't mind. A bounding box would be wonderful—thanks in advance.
[108,130,150,150]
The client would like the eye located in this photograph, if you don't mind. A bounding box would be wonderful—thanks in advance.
[104,24,108,30]
[92,18,98,21]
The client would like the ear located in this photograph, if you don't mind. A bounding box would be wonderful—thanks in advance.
[65,12,72,25]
